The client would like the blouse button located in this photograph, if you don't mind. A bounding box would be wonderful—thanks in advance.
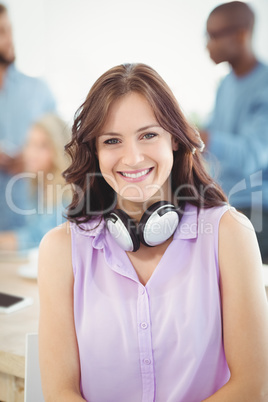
[139,287,145,295]
[143,358,151,365]
[140,322,148,329]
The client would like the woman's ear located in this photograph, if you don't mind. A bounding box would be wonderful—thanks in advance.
[172,138,179,152]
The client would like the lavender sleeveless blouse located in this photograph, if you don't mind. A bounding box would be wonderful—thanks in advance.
[70,203,231,402]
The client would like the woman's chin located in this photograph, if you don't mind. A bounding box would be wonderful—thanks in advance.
[117,191,163,208]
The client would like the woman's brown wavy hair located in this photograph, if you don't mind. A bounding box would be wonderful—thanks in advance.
[63,63,227,225]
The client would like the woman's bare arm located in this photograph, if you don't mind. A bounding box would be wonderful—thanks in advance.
[38,222,86,401]
[203,209,268,401]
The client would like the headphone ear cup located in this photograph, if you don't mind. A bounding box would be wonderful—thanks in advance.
[105,209,140,252]
[139,201,179,247]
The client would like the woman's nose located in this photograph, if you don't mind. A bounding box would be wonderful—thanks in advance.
[121,141,144,167]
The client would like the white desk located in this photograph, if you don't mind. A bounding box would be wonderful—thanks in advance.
[0,258,39,402]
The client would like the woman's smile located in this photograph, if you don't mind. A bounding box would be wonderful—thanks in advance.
[118,167,154,182]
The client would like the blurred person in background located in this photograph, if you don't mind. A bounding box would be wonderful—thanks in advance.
[200,1,268,263]
[0,113,71,251]
[0,3,56,231]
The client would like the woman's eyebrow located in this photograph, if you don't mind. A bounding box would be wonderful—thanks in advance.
[136,124,161,133]
[100,124,162,137]
[98,132,123,138]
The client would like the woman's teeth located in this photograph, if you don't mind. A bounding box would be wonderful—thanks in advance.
[120,168,151,178]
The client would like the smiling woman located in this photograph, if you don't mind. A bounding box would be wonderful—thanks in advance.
[38,63,268,402]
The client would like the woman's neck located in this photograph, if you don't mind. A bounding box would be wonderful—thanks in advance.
[116,199,150,222]
[115,179,174,221]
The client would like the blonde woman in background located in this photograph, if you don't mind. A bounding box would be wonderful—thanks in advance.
[0,113,71,251]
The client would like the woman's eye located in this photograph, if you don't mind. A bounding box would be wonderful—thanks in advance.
[143,133,157,140]
[104,138,120,145]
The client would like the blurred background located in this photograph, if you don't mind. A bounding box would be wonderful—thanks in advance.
[3,0,268,125]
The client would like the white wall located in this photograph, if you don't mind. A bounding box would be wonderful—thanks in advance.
[3,0,268,125]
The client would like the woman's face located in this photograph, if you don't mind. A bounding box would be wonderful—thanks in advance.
[24,126,54,174]
[96,92,178,211]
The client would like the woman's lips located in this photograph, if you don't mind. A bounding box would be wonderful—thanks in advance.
[118,167,154,182]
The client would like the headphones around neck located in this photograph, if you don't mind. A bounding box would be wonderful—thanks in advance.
[105,201,180,252]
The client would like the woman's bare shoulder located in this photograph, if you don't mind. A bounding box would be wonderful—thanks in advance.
[38,221,73,281]
[219,207,262,273]
[40,221,71,250]
[220,207,254,232]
